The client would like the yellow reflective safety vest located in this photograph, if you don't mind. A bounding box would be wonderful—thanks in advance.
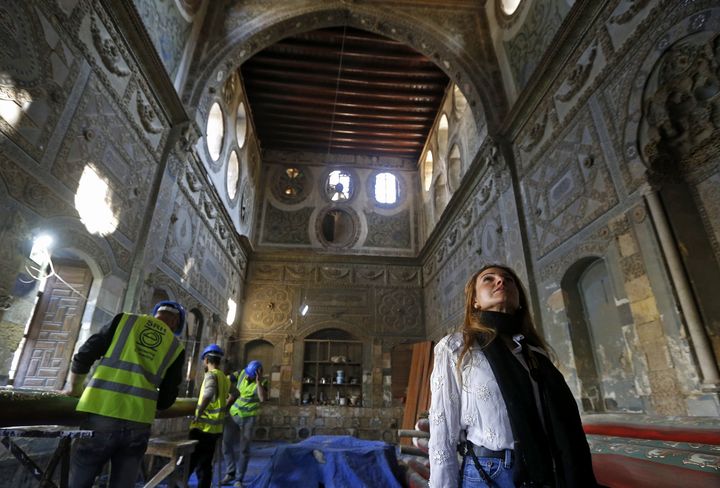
[76,313,184,424]
[230,371,266,418]
[190,369,229,434]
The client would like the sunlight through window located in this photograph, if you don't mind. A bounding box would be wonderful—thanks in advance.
[501,0,522,15]
[74,165,118,236]
[227,298,237,325]
[0,99,24,127]
[423,151,434,192]
[375,172,398,204]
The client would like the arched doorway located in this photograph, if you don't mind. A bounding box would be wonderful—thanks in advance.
[562,257,643,412]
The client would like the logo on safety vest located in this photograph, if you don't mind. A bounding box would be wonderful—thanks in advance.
[137,319,167,352]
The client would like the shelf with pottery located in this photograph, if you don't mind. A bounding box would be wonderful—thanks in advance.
[302,339,363,406]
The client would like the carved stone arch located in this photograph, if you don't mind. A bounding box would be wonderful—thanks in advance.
[559,256,605,412]
[43,218,115,277]
[186,3,500,133]
[243,337,276,373]
[623,8,720,184]
[299,320,368,341]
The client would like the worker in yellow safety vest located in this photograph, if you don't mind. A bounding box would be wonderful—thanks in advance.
[64,301,186,488]
[187,344,238,488]
[221,360,267,487]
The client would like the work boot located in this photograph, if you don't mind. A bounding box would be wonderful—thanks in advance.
[221,473,235,485]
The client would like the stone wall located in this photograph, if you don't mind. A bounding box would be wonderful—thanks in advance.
[255,405,404,444]
[0,1,249,393]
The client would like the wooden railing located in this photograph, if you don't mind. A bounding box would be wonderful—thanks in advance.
[398,414,720,488]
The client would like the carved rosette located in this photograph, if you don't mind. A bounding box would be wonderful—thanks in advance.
[377,289,421,334]
[246,285,292,330]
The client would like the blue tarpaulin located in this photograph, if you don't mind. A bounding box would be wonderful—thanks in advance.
[246,435,402,488]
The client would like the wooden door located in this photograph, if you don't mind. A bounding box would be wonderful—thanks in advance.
[14,261,93,390]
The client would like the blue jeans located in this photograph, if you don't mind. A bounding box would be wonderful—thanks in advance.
[461,455,517,488]
[69,415,151,488]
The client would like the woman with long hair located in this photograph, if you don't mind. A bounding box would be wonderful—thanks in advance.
[428,264,598,487]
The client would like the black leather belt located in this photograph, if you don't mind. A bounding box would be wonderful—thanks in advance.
[469,443,513,461]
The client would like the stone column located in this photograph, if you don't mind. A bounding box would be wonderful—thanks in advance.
[645,187,720,389]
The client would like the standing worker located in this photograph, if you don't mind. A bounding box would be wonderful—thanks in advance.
[225,360,267,488]
[187,344,238,488]
[64,301,186,488]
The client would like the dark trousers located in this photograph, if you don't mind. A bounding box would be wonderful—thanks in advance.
[69,414,151,488]
[188,428,221,488]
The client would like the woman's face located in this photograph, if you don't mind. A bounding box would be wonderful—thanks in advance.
[474,267,521,313]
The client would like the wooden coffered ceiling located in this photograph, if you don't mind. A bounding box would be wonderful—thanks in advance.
[241,27,450,161]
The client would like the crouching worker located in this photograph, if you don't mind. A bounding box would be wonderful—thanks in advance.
[65,301,186,488]
[188,344,238,488]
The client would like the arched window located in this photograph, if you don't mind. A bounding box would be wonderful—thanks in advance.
[423,151,434,192]
[236,102,247,148]
[437,114,449,156]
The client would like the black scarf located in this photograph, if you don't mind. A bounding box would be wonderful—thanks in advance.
[479,311,598,487]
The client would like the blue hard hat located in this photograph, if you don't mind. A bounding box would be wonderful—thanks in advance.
[152,300,186,336]
[245,360,262,378]
[201,344,224,360]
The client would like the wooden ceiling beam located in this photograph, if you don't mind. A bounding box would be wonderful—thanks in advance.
[246,110,429,130]
[244,78,443,103]
[245,56,447,80]
[253,121,427,139]
[249,101,434,121]
[248,92,438,112]
[243,66,445,92]
[264,139,419,157]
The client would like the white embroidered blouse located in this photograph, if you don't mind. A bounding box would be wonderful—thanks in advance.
[428,332,520,488]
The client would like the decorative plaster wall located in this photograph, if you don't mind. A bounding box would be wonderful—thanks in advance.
[132,0,192,78]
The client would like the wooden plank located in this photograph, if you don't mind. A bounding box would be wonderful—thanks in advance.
[401,341,433,445]
[417,341,434,417]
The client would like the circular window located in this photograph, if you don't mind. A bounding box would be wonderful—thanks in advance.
[236,102,247,148]
[325,169,354,202]
[272,166,310,203]
[206,102,225,162]
[227,150,240,200]
[500,0,522,15]
[316,207,360,248]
